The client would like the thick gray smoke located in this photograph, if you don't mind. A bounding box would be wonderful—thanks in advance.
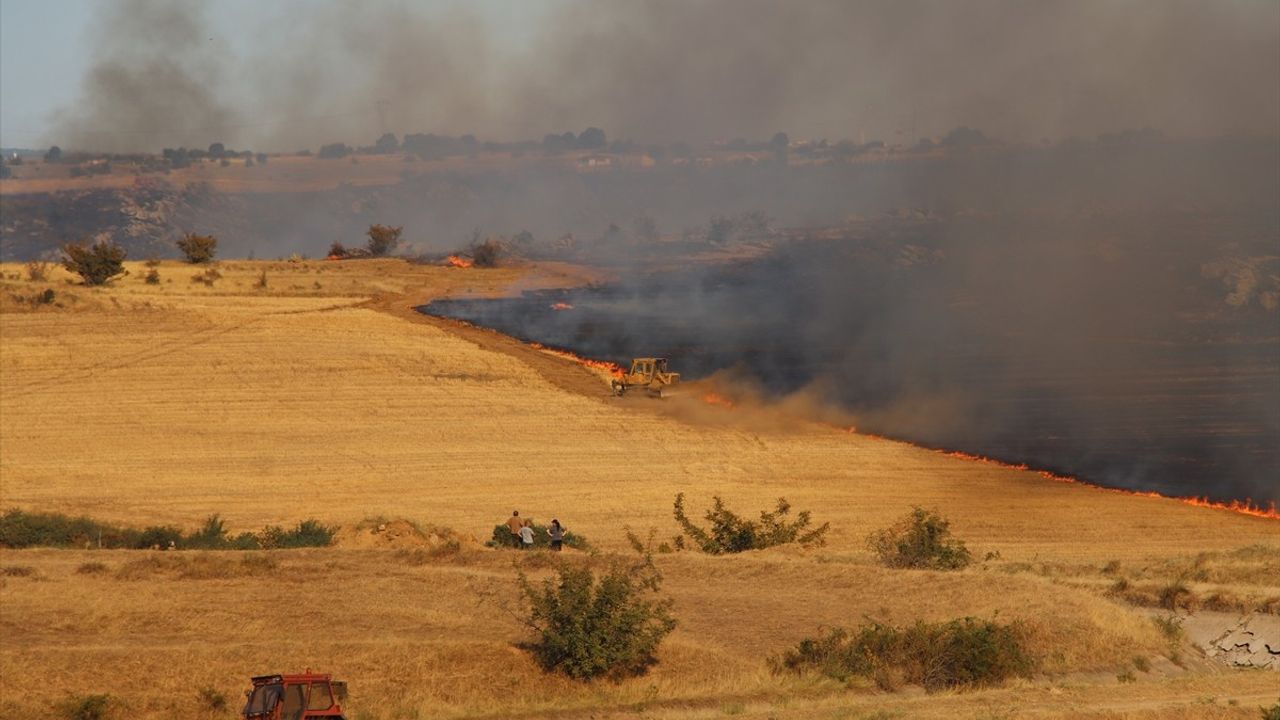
[51,0,1280,152]
[53,0,240,152]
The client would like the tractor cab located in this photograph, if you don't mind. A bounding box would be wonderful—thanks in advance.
[243,672,347,720]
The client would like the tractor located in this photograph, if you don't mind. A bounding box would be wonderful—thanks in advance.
[242,672,348,720]
[611,357,681,397]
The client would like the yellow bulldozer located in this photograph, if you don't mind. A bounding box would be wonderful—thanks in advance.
[611,358,681,398]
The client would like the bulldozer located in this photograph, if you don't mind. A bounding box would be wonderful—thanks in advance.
[611,357,681,398]
[242,672,348,720]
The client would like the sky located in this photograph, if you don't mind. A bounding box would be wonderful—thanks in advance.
[2,0,1277,152]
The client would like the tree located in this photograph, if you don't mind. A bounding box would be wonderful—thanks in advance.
[318,142,352,159]
[672,493,829,554]
[208,142,226,158]
[62,239,127,285]
[176,233,218,263]
[44,146,62,163]
[373,133,399,154]
[518,530,676,679]
[577,127,607,149]
[365,224,402,256]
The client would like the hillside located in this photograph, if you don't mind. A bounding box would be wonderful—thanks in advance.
[1,259,1277,719]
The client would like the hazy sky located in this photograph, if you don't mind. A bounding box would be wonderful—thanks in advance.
[3,0,1277,152]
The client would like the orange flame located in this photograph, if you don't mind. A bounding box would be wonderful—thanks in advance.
[512,340,1279,523]
[550,302,575,311]
[920,447,1277,520]
[445,255,473,268]
[702,392,735,408]
[529,342,626,378]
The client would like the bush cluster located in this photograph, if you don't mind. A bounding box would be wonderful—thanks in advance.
[176,232,218,263]
[773,617,1034,692]
[61,239,126,285]
[672,493,829,554]
[58,693,110,720]
[867,507,972,570]
[366,224,402,257]
[518,531,675,679]
[1262,700,1280,720]
[0,510,334,550]
[486,522,589,551]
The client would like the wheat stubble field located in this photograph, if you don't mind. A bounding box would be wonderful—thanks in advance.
[1,259,1277,719]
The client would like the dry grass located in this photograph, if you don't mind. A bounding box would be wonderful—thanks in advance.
[1,258,1277,719]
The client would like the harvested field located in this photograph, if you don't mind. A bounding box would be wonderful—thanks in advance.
[1,259,1277,719]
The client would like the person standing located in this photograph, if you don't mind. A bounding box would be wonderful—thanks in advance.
[519,520,535,550]
[506,511,523,548]
[548,519,566,551]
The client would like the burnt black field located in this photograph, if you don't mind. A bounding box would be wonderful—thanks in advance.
[425,218,1280,506]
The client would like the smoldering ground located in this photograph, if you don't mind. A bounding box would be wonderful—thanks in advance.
[426,138,1280,505]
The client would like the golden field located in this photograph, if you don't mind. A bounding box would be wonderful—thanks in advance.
[1,259,1277,719]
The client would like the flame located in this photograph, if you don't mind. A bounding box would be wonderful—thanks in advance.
[550,302,575,311]
[505,338,1280,523]
[325,254,344,261]
[529,342,626,378]
[702,392,735,408]
[920,447,1277,520]
[445,255,473,268]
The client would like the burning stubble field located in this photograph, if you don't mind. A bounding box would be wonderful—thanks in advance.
[1,259,1278,719]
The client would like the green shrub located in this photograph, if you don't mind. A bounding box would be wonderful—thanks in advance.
[0,509,325,550]
[486,522,590,551]
[868,507,972,570]
[671,493,829,554]
[773,617,1034,692]
[258,519,336,549]
[518,530,676,679]
[176,233,218,263]
[1262,700,1280,720]
[198,687,227,712]
[61,239,126,285]
[58,693,110,720]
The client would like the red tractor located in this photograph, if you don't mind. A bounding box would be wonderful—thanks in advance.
[242,672,348,720]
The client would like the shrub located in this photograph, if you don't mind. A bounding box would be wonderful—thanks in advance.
[487,522,590,551]
[671,493,829,554]
[1152,614,1183,642]
[58,693,110,720]
[365,224,402,257]
[868,507,972,570]
[0,509,315,550]
[176,233,218,263]
[190,267,222,286]
[254,270,268,289]
[61,239,126,285]
[1,565,37,577]
[198,687,227,712]
[518,531,675,679]
[258,519,336,549]
[143,269,160,285]
[76,562,109,575]
[25,260,50,281]
[471,237,503,267]
[1262,700,1280,720]
[773,617,1034,692]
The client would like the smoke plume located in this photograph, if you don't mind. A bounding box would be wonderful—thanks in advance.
[50,0,1280,152]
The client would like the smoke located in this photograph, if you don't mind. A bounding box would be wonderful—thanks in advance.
[49,0,1280,152]
[424,138,1280,505]
[53,0,240,152]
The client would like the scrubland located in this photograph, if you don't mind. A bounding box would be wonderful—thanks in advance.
[1,259,1277,719]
